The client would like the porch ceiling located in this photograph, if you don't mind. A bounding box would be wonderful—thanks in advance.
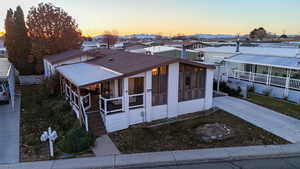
[57,63,122,87]
[225,54,300,70]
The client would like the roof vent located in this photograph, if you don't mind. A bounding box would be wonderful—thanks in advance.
[108,58,114,62]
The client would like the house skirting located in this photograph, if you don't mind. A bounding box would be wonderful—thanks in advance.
[227,78,300,103]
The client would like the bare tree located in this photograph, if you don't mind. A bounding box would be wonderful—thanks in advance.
[102,30,119,48]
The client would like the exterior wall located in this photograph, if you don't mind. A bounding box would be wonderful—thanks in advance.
[151,105,168,121]
[129,108,146,125]
[105,112,129,132]
[100,62,215,132]
[204,52,236,64]
[204,69,214,109]
[167,63,179,118]
[44,56,94,77]
[156,50,199,60]
[178,99,205,115]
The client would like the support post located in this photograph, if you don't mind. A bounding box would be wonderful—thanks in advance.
[145,71,152,122]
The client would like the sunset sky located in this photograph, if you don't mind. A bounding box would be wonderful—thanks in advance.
[0,0,300,36]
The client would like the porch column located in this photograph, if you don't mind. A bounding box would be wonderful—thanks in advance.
[284,69,291,97]
[167,63,179,118]
[123,77,129,113]
[204,69,214,109]
[145,71,152,122]
[114,79,119,97]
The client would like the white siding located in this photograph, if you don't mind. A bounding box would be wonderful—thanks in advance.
[167,63,179,118]
[151,105,168,121]
[178,99,205,115]
[105,113,129,132]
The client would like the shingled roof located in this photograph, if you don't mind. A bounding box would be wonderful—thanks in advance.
[44,49,84,64]
[87,49,215,77]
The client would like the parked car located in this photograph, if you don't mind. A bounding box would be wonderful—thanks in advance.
[0,82,9,104]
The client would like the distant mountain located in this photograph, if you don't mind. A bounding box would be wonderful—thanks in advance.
[189,34,238,39]
[93,33,243,39]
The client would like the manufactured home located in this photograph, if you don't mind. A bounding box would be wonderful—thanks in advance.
[53,49,215,134]
[198,45,300,103]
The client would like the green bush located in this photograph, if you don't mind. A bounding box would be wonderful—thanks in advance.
[213,81,242,97]
[58,127,95,154]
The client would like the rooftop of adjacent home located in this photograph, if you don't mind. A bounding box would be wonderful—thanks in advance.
[0,58,11,78]
[57,49,215,87]
[197,46,300,57]
[130,46,198,54]
[225,54,300,70]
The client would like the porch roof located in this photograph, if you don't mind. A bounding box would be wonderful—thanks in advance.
[0,58,11,79]
[225,54,300,70]
[57,63,122,87]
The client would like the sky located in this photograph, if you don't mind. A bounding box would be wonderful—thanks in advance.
[0,0,300,36]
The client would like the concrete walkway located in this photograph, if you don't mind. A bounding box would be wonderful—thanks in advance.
[92,135,120,156]
[0,95,20,164]
[214,96,300,143]
[1,143,300,169]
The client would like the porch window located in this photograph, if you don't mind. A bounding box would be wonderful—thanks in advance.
[179,64,206,102]
[129,77,144,108]
[152,66,168,106]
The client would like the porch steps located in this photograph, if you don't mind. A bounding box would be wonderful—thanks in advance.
[87,112,107,137]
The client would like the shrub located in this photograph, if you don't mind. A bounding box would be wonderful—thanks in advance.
[58,127,95,154]
[214,81,242,97]
[263,89,271,96]
[247,86,255,93]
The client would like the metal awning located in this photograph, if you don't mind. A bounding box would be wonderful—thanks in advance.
[225,54,300,70]
[57,63,123,87]
[0,58,11,79]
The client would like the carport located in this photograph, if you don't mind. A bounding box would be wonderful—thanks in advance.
[0,58,16,109]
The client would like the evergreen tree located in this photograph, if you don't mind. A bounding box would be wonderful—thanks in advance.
[4,9,16,62]
[4,6,33,75]
[13,6,33,74]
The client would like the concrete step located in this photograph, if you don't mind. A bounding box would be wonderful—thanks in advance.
[87,112,107,137]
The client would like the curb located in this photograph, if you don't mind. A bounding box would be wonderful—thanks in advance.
[1,144,300,169]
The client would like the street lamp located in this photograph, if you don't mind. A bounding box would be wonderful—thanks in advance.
[40,127,58,157]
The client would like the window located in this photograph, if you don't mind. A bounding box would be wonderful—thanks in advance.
[152,66,168,106]
[179,64,206,102]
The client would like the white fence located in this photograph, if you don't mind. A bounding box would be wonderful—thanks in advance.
[129,93,145,109]
[64,84,90,131]
[229,70,300,90]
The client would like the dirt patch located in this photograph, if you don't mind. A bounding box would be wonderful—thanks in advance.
[109,109,289,154]
[195,123,234,142]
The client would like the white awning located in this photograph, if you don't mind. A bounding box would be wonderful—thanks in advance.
[57,63,122,87]
[0,58,11,79]
[225,54,300,70]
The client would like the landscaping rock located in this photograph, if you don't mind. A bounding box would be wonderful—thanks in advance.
[195,123,235,142]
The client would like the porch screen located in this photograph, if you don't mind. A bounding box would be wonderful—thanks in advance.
[152,66,168,106]
[179,64,206,102]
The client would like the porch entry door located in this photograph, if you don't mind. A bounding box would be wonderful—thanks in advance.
[128,77,146,123]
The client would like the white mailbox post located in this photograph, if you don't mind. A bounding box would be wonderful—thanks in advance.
[40,127,58,157]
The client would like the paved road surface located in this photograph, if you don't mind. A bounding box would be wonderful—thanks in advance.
[0,96,20,164]
[119,156,300,169]
[214,96,300,143]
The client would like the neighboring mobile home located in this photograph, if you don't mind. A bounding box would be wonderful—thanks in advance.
[43,49,103,77]
[50,49,215,133]
[198,45,300,103]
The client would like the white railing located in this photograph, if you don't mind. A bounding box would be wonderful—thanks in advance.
[99,96,124,115]
[290,78,300,90]
[229,70,300,90]
[81,93,91,111]
[79,98,89,131]
[129,93,145,109]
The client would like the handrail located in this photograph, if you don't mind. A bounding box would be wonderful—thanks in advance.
[129,93,145,109]
[230,70,300,90]
[99,95,124,115]
[79,98,89,131]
